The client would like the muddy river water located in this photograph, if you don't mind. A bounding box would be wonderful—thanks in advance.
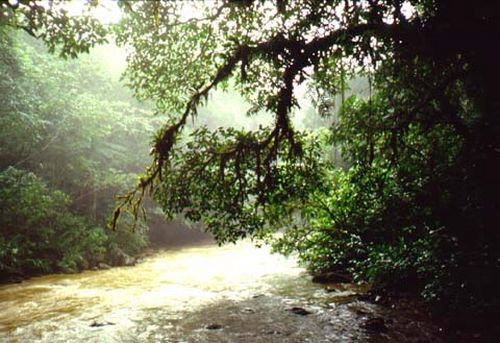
[0,242,442,342]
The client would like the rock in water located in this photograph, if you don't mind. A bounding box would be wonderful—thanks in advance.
[264,330,282,335]
[312,271,352,283]
[363,317,388,333]
[107,246,136,267]
[288,307,312,315]
[90,320,115,327]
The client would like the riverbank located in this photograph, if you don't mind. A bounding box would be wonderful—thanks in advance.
[0,246,146,285]
[344,288,497,342]
[311,269,499,343]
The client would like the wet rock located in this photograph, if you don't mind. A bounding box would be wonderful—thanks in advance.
[124,255,136,266]
[205,323,223,330]
[263,330,282,335]
[90,320,115,327]
[107,247,136,267]
[79,257,89,270]
[87,251,106,268]
[10,277,24,284]
[97,263,111,270]
[358,293,374,302]
[287,307,312,316]
[358,292,384,303]
[61,267,77,274]
[3,274,25,284]
[54,280,72,287]
[312,271,352,284]
[363,317,388,333]
[325,286,337,292]
[355,309,370,316]
[138,248,155,258]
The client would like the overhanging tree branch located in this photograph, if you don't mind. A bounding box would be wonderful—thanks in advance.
[111,18,405,229]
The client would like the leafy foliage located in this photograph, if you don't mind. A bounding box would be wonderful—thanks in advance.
[0,0,108,58]
[156,127,326,243]
[0,28,154,278]
[275,53,499,314]
[111,0,500,316]
[0,167,106,277]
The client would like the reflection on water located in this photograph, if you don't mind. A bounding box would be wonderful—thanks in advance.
[0,242,441,342]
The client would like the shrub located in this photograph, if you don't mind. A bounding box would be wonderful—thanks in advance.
[0,167,107,278]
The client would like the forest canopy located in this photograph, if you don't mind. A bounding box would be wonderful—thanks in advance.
[2,0,499,316]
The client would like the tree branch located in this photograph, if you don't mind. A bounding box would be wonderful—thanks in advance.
[112,19,405,229]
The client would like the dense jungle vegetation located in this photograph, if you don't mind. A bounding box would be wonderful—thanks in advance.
[1,0,499,325]
[0,29,158,279]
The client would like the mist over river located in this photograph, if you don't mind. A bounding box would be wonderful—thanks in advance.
[0,242,442,342]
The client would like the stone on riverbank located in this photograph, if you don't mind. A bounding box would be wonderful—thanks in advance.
[363,317,388,333]
[287,307,312,315]
[106,246,136,267]
[311,271,352,283]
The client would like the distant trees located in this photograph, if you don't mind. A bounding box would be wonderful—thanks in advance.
[0,28,152,279]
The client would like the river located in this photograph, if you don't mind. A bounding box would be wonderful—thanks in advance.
[0,242,442,342]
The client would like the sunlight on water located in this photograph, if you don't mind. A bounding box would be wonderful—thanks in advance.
[0,241,440,343]
[0,242,304,342]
